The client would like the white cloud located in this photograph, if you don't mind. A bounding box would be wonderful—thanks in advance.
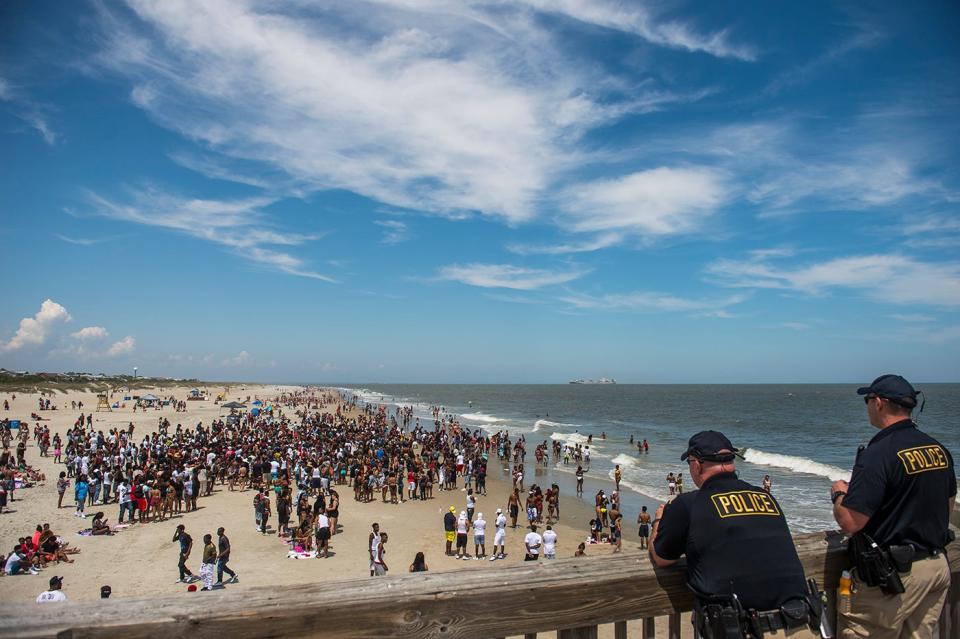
[71,326,109,340]
[375,220,410,245]
[22,112,58,146]
[106,336,136,356]
[781,322,810,331]
[55,234,105,246]
[560,167,727,235]
[222,350,252,366]
[506,233,622,255]
[438,263,585,290]
[515,0,757,61]
[87,189,334,281]
[1,299,72,352]
[91,0,724,228]
[706,253,960,307]
[559,290,748,314]
[763,28,882,96]
[890,314,936,323]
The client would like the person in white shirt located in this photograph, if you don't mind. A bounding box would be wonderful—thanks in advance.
[542,525,558,559]
[472,513,486,559]
[37,576,67,603]
[524,524,543,561]
[491,508,507,560]
[456,511,470,559]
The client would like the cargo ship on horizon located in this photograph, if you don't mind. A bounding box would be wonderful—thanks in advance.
[569,377,616,384]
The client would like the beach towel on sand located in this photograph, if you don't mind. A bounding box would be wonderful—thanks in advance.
[287,550,317,559]
[77,529,93,536]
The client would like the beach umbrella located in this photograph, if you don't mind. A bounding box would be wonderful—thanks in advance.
[251,400,263,405]
[221,401,246,409]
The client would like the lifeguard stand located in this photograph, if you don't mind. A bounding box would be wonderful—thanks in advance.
[95,392,112,412]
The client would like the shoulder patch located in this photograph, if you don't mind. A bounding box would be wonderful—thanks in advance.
[897,445,949,475]
[710,490,781,518]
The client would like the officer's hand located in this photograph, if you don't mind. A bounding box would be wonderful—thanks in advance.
[830,480,848,495]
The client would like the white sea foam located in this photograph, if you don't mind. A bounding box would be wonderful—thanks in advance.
[461,412,504,424]
[611,453,638,466]
[550,431,590,446]
[742,448,849,482]
[533,419,578,432]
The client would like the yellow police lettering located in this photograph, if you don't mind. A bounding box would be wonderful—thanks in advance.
[711,490,782,518]
[897,445,949,475]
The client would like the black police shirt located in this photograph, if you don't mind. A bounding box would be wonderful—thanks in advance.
[842,419,956,552]
[653,472,807,611]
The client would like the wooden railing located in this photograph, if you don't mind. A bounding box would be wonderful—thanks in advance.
[3,527,958,639]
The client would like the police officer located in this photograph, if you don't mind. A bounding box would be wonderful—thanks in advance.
[831,374,956,639]
[650,431,818,639]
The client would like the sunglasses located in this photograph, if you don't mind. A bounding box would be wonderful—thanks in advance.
[864,395,882,404]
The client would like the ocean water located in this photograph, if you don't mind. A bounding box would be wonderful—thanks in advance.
[330,384,960,533]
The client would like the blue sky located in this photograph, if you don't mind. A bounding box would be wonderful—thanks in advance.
[1,0,959,383]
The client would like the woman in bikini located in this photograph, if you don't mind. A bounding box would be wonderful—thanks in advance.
[327,490,340,536]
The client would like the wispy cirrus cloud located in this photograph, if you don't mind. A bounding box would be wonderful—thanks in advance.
[763,28,883,96]
[437,263,586,290]
[506,233,622,256]
[706,252,960,307]
[514,0,757,61]
[0,75,58,145]
[85,189,334,281]
[375,220,410,245]
[559,167,727,235]
[558,290,749,314]
[55,234,106,246]
[91,0,737,230]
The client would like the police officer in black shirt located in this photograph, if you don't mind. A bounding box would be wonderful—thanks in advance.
[650,431,818,639]
[831,374,955,639]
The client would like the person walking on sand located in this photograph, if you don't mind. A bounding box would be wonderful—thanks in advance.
[372,532,388,576]
[368,523,381,576]
[199,534,217,591]
[172,524,196,584]
[216,527,237,585]
[74,474,89,518]
[491,508,507,560]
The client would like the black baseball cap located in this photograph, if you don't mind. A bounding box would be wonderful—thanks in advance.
[857,374,918,407]
[681,430,737,462]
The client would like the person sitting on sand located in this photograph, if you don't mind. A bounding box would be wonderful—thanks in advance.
[409,551,429,572]
[91,512,113,536]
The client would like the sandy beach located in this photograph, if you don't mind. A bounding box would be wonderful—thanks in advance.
[0,384,644,608]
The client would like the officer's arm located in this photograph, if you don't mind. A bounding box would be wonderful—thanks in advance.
[649,501,687,568]
[648,520,678,568]
[832,495,870,535]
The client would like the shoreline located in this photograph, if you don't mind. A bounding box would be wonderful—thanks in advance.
[0,384,639,606]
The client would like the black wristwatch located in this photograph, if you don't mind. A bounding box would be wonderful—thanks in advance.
[831,490,846,504]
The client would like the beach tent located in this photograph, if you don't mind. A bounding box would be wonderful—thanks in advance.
[140,394,160,406]
[190,388,202,397]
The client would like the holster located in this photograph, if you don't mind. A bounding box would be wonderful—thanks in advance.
[848,532,906,595]
[694,600,744,639]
